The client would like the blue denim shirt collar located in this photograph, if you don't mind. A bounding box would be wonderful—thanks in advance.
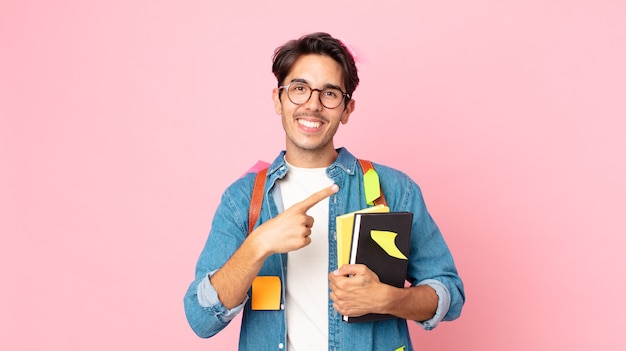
[266,147,359,179]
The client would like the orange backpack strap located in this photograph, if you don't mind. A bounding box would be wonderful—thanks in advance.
[357,159,388,207]
[248,167,267,234]
[247,159,386,235]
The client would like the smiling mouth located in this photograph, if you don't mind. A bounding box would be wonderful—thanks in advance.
[298,119,322,128]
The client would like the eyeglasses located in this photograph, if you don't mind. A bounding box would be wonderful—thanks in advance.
[278,82,349,109]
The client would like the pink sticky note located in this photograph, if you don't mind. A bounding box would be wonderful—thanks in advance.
[240,160,270,178]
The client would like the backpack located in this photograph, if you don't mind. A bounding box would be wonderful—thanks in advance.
[247,159,387,234]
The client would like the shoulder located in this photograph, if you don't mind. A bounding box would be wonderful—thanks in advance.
[369,161,427,210]
[219,152,283,209]
[370,162,415,185]
[220,172,257,208]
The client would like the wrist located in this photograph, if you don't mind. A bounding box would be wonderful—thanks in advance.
[246,228,273,260]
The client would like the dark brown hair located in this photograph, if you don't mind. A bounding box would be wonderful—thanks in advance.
[272,32,359,99]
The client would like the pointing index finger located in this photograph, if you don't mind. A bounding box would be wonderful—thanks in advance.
[296,184,339,212]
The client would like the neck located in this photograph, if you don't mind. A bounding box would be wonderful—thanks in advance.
[284,146,338,168]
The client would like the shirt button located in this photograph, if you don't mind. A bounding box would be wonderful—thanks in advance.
[278,343,284,349]
[280,304,285,310]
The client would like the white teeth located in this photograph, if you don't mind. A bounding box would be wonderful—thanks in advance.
[298,119,321,128]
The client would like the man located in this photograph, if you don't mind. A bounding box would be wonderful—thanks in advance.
[184,32,465,350]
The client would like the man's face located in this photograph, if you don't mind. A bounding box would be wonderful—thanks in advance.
[273,54,355,161]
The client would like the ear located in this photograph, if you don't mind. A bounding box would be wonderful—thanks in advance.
[340,98,355,124]
[272,88,282,115]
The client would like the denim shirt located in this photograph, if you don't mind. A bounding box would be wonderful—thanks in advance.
[184,148,465,351]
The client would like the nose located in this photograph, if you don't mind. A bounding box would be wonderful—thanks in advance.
[303,89,323,111]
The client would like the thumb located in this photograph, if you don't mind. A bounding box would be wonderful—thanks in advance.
[333,264,359,276]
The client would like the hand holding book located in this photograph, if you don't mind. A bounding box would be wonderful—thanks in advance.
[329,263,394,321]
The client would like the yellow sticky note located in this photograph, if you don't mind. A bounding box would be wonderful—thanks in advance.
[394,346,406,351]
[251,276,281,310]
[363,168,381,205]
[371,230,408,260]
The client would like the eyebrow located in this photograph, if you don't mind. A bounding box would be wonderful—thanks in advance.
[289,78,344,92]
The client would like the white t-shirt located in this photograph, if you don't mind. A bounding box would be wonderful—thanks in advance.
[279,161,333,351]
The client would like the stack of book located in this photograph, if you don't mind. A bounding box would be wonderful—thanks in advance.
[335,206,413,323]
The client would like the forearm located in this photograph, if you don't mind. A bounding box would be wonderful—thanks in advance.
[210,234,269,309]
[381,284,438,322]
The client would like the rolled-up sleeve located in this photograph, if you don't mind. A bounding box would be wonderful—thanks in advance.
[197,270,248,319]
[414,279,451,331]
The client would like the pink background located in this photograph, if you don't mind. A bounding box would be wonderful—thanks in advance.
[1,1,625,350]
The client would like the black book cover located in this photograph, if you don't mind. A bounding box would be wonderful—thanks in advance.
[344,211,413,323]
